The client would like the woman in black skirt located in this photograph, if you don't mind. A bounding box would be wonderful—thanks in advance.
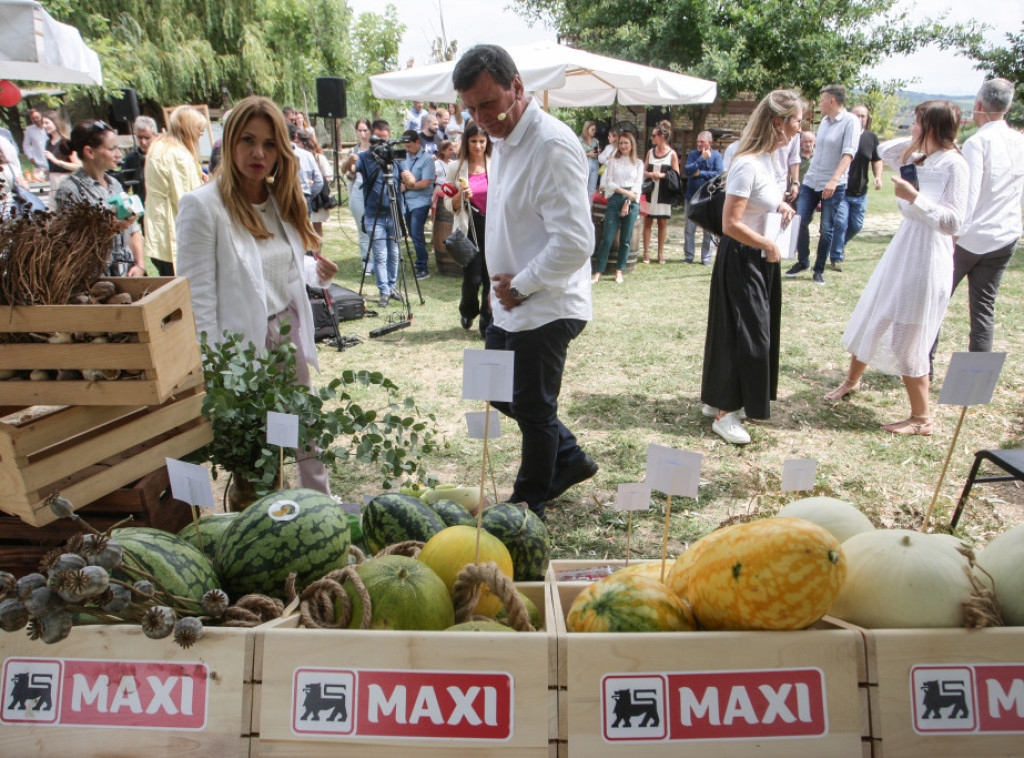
[701,90,803,445]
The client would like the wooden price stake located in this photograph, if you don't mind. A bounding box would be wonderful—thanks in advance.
[921,352,1006,531]
[645,445,703,582]
[613,484,652,565]
[267,411,300,493]
[165,457,216,552]
[462,349,514,564]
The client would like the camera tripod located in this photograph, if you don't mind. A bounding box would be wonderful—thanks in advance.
[358,162,425,331]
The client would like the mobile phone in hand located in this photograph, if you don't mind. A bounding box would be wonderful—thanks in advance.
[899,164,919,190]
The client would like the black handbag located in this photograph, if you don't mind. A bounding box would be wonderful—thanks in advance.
[641,177,654,200]
[686,172,727,236]
[444,201,478,267]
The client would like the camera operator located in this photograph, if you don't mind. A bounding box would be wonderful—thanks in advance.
[398,129,435,280]
[356,120,405,308]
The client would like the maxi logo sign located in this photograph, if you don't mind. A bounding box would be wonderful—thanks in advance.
[292,667,514,740]
[1,657,209,730]
[911,664,1024,734]
[601,668,828,742]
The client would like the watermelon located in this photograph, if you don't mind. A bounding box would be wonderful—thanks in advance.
[362,493,445,554]
[335,555,454,630]
[177,513,237,562]
[445,621,516,632]
[112,527,221,605]
[480,504,551,581]
[215,488,350,600]
[424,498,476,528]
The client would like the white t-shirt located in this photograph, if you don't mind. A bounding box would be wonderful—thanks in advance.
[726,153,783,236]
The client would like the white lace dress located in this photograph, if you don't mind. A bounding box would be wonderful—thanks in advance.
[840,139,968,377]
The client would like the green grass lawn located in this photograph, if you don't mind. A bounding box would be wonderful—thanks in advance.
[309,187,1023,560]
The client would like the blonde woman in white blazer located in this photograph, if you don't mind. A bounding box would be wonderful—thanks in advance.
[443,121,492,337]
[177,96,337,494]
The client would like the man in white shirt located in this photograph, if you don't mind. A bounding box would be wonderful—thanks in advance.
[453,44,596,519]
[21,109,48,171]
[949,78,1024,352]
[288,123,324,214]
[786,84,860,285]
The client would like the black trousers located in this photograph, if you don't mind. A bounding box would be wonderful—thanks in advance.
[459,211,491,335]
[701,235,781,420]
[485,318,587,516]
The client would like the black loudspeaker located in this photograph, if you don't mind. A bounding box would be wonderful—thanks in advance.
[316,77,347,119]
[111,88,140,124]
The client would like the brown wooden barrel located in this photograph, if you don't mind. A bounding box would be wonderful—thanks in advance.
[590,201,640,274]
[431,206,463,277]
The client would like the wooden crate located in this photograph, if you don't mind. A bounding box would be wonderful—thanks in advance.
[0,277,202,406]
[0,466,196,576]
[0,385,212,527]
[549,559,869,757]
[0,624,255,757]
[857,626,1024,757]
[250,582,559,756]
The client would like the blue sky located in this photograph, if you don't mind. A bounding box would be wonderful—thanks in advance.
[348,0,1022,97]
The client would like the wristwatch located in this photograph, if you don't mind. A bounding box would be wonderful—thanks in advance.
[509,286,529,302]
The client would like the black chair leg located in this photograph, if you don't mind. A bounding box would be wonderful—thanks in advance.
[950,455,985,529]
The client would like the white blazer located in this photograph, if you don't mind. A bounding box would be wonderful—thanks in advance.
[176,180,326,369]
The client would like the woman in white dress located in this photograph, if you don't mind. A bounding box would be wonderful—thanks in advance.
[701,90,802,445]
[641,125,679,264]
[824,101,968,437]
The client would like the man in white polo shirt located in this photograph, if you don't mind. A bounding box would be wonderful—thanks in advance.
[949,78,1024,352]
[786,84,860,286]
[453,44,596,520]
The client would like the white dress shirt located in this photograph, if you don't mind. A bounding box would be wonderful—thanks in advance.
[487,96,593,332]
[22,124,48,169]
[956,119,1024,255]
[600,155,644,197]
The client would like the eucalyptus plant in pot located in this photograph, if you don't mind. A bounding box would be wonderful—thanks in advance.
[190,327,439,509]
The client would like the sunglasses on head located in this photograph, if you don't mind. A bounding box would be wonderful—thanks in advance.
[88,120,112,134]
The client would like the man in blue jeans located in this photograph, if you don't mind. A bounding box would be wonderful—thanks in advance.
[785,85,860,286]
[356,120,403,308]
[398,129,435,279]
[829,104,883,270]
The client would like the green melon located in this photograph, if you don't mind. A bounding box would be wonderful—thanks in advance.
[424,498,477,528]
[112,527,221,605]
[215,488,350,600]
[480,504,551,581]
[362,493,445,554]
[445,620,516,632]
[496,591,543,629]
[177,513,237,562]
[335,555,454,630]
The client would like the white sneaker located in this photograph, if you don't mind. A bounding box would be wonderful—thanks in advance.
[702,404,746,420]
[712,411,751,445]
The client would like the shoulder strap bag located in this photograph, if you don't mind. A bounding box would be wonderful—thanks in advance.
[686,171,728,236]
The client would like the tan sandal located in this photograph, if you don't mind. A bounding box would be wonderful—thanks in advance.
[824,380,861,401]
[882,416,932,436]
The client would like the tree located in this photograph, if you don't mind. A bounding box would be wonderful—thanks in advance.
[347,7,406,120]
[967,21,1024,129]
[40,0,353,114]
[512,0,982,133]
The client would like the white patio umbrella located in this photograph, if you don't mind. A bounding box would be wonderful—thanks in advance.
[371,41,716,107]
[0,0,103,86]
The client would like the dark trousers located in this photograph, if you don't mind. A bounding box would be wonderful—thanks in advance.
[460,212,491,335]
[930,240,1018,374]
[151,258,174,276]
[485,318,587,516]
[701,235,781,420]
[405,205,430,273]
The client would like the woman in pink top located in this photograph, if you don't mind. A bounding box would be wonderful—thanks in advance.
[444,121,492,338]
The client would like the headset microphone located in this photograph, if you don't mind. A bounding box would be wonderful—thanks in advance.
[496,101,517,121]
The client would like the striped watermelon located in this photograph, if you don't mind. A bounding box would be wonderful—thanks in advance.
[566,574,697,633]
[480,504,551,581]
[112,527,221,605]
[362,493,445,554]
[215,488,350,600]
[177,513,237,562]
[424,498,476,528]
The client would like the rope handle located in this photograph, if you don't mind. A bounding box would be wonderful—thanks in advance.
[452,562,535,632]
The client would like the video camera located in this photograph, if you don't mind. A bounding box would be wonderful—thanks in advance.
[369,135,408,168]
